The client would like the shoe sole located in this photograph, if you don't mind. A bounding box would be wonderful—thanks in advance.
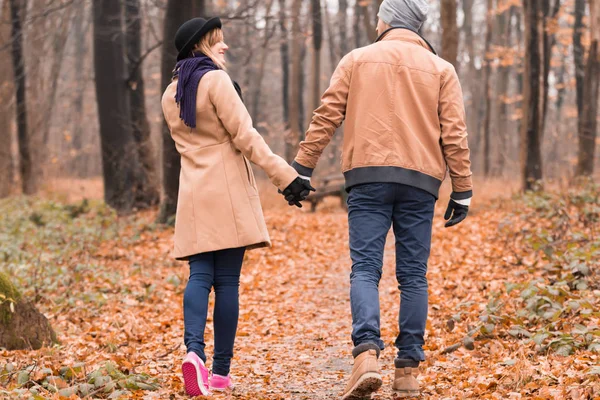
[182,359,209,397]
[392,389,421,398]
[341,373,383,400]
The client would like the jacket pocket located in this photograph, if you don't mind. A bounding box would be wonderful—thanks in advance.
[243,156,257,190]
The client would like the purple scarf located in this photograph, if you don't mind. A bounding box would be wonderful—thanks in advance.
[173,54,219,128]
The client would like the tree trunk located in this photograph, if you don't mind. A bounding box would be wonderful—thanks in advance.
[250,0,276,123]
[9,0,34,195]
[337,0,348,58]
[495,5,513,176]
[125,0,159,208]
[573,0,585,119]
[93,0,141,214]
[0,0,14,197]
[440,0,458,69]
[0,272,57,350]
[158,0,205,223]
[482,0,494,177]
[70,0,89,178]
[361,2,377,43]
[287,0,302,163]
[311,0,322,112]
[279,0,292,159]
[521,0,544,190]
[353,0,361,49]
[541,0,561,140]
[576,0,599,176]
[324,2,337,73]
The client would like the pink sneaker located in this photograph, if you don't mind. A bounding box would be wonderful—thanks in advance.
[210,373,233,391]
[182,352,210,396]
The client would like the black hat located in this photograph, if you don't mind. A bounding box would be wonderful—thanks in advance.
[175,17,222,61]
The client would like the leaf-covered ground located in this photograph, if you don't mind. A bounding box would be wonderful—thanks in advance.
[1,181,599,399]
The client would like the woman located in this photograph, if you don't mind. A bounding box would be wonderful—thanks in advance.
[161,17,313,397]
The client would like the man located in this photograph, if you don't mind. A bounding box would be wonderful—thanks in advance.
[291,0,473,398]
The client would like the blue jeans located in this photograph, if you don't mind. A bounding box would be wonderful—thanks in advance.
[348,183,435,362]
[184,247,246,376]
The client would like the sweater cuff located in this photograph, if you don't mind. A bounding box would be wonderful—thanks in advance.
[291,161,314,178]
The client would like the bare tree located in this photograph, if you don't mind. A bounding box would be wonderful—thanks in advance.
[441,0,458,68]
[158,0,205,223]
[338,0,348,58]
[125,0,159,207]
[541,0,561,139]
[250,0,276,123]
[494,4,513,176]
[9,0,34,194]
[93,0,141,214]
[482,0,494,176]
[279,0,291,149]
[287,0,302,162]
[576,0,599,176]
[0,0,14,197]
[70,0,89,177]
[521,0,544,190]
[311,0,322,112]
[361,1,378,43]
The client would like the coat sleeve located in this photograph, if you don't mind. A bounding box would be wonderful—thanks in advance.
[439,65,473,195]
[292,53,353,177]
[208,70,297,191]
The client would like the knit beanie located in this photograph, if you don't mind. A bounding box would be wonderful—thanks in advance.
[378,0,429,32]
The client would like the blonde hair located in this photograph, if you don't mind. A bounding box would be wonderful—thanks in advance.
[193,28,226,70]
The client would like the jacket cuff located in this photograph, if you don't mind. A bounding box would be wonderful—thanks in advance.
[451,190,473,200]
[291,161,314,178]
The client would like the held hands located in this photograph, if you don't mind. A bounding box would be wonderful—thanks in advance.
[281,177,315,208]
[444,194,471,228]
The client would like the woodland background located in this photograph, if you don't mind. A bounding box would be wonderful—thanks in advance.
[0,0,599,399]
[0,0,598,215]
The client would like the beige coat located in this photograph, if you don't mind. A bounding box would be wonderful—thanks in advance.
[295,29,472,197]
[162,70,297,260]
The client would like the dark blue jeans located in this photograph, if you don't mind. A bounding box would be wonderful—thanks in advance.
[184,247,246,376]
[348,183,435,362]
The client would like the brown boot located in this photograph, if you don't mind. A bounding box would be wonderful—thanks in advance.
[392,359,420,398]
[341,344,383,400]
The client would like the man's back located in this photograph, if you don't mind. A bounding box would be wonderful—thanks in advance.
[295,28,472,199]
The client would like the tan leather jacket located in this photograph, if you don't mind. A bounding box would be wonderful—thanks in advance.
[293,28,473,199]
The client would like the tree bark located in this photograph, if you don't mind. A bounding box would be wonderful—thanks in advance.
[361,2,377,43]
[573,0,585,118]
[9,0,34,195]
[353,0,361,49]
[0,0,14,197]
[311,0,322,112]
[287,0,303,162]
[521,0,544,190]
[93,0,141,214]
[337,0,348,58]
[158,0,205,223]
[540,0,561,140]
[576,0,599,176]
[495,5,513,176]
[482,0,494,177]
[70,0,89,178]
[324,2,337,73]
[279,0,291,159]
[440,0,458,69]
[250,0,276,123]
[125,0,159,208]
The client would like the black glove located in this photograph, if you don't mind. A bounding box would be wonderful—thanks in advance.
[444,199,469,228]
[281,177,315,208]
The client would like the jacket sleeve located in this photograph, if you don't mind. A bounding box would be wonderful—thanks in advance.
[293,53,353,177]
[439,65,473,196]
[208,70,297,191]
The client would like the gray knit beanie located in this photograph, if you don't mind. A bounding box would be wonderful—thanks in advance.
[378,0,429,32]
